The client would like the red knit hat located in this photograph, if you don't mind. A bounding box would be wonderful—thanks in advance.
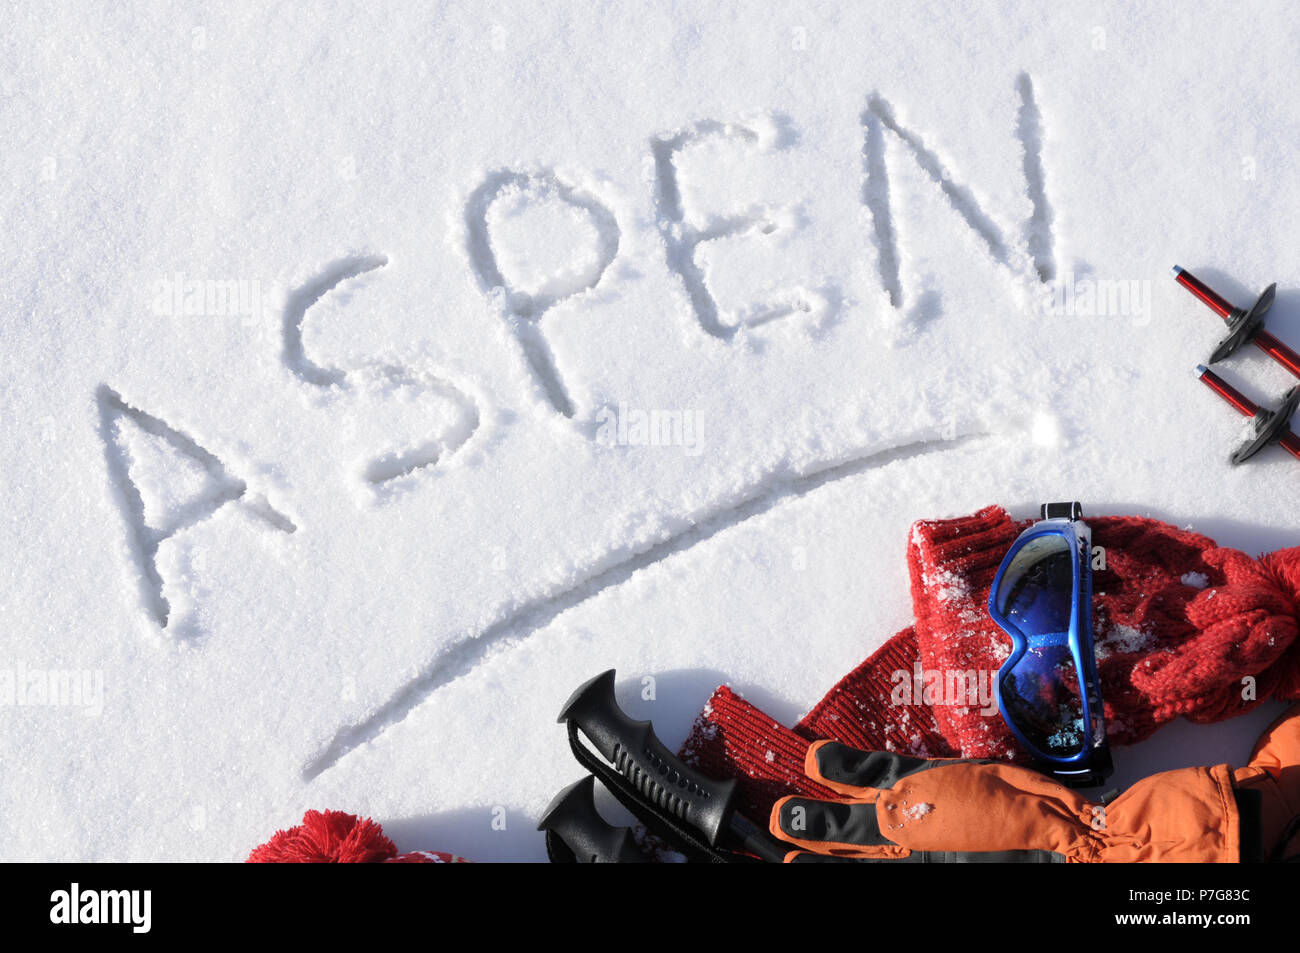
[248,810,469,863]
[683,506,1300,820]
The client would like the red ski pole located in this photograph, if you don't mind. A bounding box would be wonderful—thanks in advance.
[1174,266,1300,377]
[1196,365,1300,463]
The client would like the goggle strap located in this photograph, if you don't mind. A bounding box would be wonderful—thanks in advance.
[1040,501,1083,521]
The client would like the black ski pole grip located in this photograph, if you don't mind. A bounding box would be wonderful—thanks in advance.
[537,775,648,863]
[557,669,738,847]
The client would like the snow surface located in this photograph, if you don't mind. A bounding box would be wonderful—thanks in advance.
[2,2,1297,861]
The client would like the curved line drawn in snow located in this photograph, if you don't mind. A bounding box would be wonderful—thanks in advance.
[464,169,621,419]
[301,430,994,781]
[283,256,482,494]
[96,385,296,630]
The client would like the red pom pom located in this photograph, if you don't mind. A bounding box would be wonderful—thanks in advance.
[247,810,397,863]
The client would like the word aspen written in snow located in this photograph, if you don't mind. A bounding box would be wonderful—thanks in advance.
[103,74,1065,640]
[49,884,151,934]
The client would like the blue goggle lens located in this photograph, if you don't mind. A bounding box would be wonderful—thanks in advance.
[995,534,1086,756]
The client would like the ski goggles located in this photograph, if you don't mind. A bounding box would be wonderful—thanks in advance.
[987,502,1112,787]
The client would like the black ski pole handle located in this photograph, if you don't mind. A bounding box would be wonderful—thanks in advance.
[558,669,738,848]
[537,775,648,863]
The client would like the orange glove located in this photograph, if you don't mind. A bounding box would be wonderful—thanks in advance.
[770,705,1300,863]
[1231,705,1300,862]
